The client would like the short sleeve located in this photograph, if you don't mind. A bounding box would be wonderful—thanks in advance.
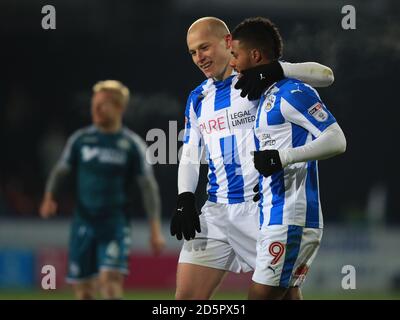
[58,130,82,168]
[280,85,336,137]
[183,92,202,146]
[129,133,154,177]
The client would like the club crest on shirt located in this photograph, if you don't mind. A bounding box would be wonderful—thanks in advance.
[117,138,130,150]
[308,102,328,122]
[264,94,276,111]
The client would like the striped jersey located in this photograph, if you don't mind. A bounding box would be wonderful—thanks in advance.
[255,78,337,228]
[59,125,152,218]
[183,72,259,204]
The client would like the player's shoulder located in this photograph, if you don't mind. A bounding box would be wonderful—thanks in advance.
[188,78,214,101]
[275,78,319,100]
[272,78,323,115]
[121,127,147,150]
[191,78,211,94]
[67,125,96,144]
[185,78,213,115]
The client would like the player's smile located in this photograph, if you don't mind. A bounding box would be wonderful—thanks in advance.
[200,61,212,70]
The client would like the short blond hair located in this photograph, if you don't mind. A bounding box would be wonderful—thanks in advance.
[188,17,230,39]
[92,80,130,107]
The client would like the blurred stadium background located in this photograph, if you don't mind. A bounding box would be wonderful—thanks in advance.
[0,0,399,299]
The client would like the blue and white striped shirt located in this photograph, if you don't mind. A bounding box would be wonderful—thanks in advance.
[183,72,259,204]
[255,78,337,228]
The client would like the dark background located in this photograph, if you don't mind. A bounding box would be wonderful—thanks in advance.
[0,0,399,224]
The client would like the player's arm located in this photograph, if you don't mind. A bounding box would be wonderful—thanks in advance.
[137,172,165,255]
[279,123,346,167]
[254,90,346,178]
[131,134,165,255]
[171,143,203,241]
[178,143,202,194]
[39,133,77,219]
[170,92,203,241]
[280,61,334,88]
[235,61,334,100]
[254,123,346,177]
[40,164,72,219]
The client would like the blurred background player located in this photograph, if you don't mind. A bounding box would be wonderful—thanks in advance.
[170,17,335,300]
[230,17,346,299]
[39,80,165,299]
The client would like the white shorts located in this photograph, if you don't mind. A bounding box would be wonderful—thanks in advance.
[179,200,259,273]
[252,224,322,288]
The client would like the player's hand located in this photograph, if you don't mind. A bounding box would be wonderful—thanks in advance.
[253,149,283,178]
[150,232,166,256]
[234,61,284,100]
[170,192,201,241]
[39,196,58,219]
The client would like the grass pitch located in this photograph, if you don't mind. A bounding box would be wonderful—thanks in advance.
[0,289,399,300]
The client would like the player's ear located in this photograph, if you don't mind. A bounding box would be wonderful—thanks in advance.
[225,34,232,49]
[251,49,262,63]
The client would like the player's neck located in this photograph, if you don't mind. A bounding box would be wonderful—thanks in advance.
[214,64,233,81]
[96,121,122,134]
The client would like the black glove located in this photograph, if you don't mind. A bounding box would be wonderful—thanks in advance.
[234,61,284,100]
[170,192,201,241]
[253,150,283,178]
[253,183,261,202]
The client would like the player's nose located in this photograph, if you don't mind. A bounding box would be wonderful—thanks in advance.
[229,58,237,71]
[197,51,206,63]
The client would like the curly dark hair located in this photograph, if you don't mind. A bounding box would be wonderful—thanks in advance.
[231,17,283,60]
